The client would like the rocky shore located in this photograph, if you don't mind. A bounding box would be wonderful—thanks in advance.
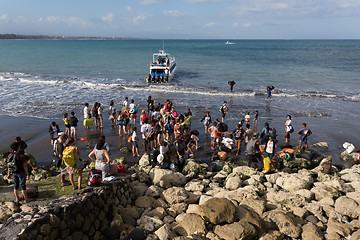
[1,146,360,239]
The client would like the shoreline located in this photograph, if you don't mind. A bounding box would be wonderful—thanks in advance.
[0,98,359,168]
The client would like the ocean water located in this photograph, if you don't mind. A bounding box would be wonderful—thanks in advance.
[0,39,359,122]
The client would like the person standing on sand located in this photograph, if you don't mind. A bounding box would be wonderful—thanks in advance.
[83,103,91,129]
[285,115,293,143]
[220,101,228,122]
[298,123,312,152]
[63,138,82,190]
[245,112,251,125]
[63,113,70,136]
[245,132,260,168]
[91,102,99,129]
[53,134,69,186]
[48,122,60,145]
[228,81,236,92]
[7,142,30,204]
[231,124,244,155]
[98,103,103,128]
[69,111,78,140]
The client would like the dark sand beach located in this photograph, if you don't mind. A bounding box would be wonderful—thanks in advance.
[0,99,359,168]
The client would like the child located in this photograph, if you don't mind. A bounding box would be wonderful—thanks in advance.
[131,127,140,157]
[265,136,275,160]
[253,111,259,130]
[208,122,218,150]
[298,123,312,152]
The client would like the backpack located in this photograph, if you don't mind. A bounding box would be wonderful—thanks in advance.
[62,147,76,167]
[87,169,102,187]
[246,140,258,155]
[7,153,19,173]
[289,125,294,133]
[268,128,277,139]
[321,162,332,174]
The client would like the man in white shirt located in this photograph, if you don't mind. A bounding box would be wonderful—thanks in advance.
[141,118,152,154]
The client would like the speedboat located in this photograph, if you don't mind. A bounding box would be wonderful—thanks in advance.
[146,49,176,83]
[225,41,235,45]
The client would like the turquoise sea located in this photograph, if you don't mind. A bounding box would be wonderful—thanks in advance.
[1,39,360,165]
[0,39,359,121]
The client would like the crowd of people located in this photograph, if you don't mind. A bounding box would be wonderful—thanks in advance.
[7,94,313,204]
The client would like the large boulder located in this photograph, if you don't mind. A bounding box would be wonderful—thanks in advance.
[174,213,206,236]
[232,166,259,179]
[137,215,164,232]
[335,196,360,219]
[267,211,302,238]
[162,187,189,205]
[340,150,359,162]
[184,180,204,192]
[311,184,340,201]
[197,198,237,225]
[275,173,314,191]
[150,168,187,188]
[139,154,150,166]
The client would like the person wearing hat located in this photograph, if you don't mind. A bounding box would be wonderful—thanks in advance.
[245,132,260,168]
[128,109,137,132]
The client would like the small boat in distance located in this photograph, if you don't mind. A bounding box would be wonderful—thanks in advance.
[225,41,235,45]
[146,49,176,83]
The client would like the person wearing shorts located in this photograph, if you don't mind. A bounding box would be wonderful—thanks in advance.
[7,142,30,204]
[131,127,140,157]
[208,122,218,150]
[298,123,312,151]
[69,111,78,139]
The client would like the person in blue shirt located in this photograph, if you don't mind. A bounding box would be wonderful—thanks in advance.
[297,123,312,151]
[267,86,275,100]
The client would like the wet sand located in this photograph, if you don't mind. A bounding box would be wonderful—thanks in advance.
[0,100,359,167]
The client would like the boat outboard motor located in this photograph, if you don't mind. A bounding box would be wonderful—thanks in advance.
[160,73,164,82]
[155,73,160,83]
[151,72,156,83]
[165,75,169,82]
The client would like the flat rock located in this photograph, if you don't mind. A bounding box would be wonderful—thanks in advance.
[225,176,242,190]
[174,213,206,236]
[197,198,237,225]
[150,168,187,188]
[335,196,360,218]
[313,142,329,149]
[268,211,302,238]
[162,187,189,205]
[302,222,324,240]
[214,221,257,240]
[276,173,313,191]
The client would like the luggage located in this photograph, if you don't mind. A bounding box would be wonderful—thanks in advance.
[109,163,118,175]
[259,145,266,153]
[263,157,274,172]
[282,148,295,154]
[26,185,38,198]
[321,162,332,174]
[217,151,228,161]
[83,119,94,127]
[62,147,76,167]
[87,169,102,187]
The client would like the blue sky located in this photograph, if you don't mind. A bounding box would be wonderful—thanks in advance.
[1,0,360,39]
